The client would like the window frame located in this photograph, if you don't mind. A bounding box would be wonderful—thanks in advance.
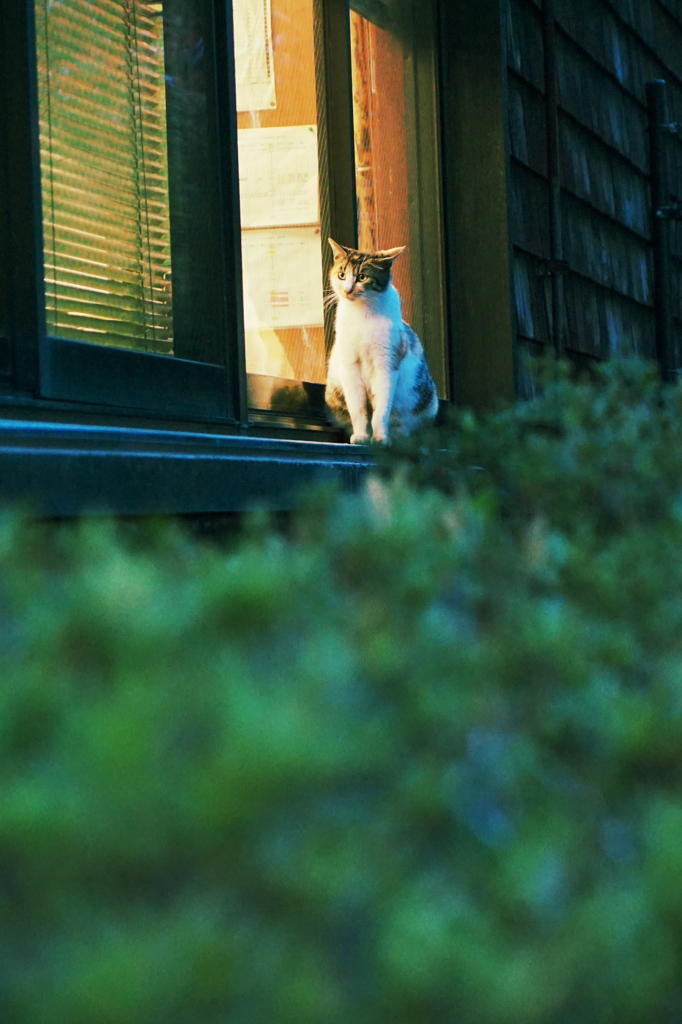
[3,0,251,425]
[0,0,449,436]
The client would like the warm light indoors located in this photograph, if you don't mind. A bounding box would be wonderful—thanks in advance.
[233,0,430,387]
[350,0,445,394]
[36,1,173,353]
[351,5,413,326]
[35,0,441,391]
[233,0,326,384]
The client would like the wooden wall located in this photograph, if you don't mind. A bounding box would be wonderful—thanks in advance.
[350,10,414,326]
[506,0,682,390]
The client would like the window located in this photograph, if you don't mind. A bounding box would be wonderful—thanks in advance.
[29,0,240,420]
[2,0,446,432]
[235,0,329,421]
[235,0,447,416]
[36,2,173,353]
[350,0,446,391]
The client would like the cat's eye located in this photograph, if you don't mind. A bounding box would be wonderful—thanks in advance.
[358,274,370,282]
[338,271,346,280]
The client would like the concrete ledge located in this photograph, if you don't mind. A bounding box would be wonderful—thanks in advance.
[0,420,375,516]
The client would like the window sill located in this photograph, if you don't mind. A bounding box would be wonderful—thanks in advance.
[0,419,374,516]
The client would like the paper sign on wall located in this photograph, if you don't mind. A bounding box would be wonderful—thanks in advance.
[241,226,325,329]
[233,0,276,111]
[238,125,319,228]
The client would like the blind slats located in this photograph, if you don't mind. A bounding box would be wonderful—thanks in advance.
[36,0,174,353]
[46,260,170,294]
[45,187,172,228]
[42,151,168,195]
[47,228,169,264]
[44,286,173,310]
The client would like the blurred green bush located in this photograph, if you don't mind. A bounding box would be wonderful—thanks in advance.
[3,358,682,1023]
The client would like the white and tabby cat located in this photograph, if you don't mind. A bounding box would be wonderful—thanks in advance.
[325,238,438,445]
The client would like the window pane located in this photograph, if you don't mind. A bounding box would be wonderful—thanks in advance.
[233,0,327,385]
[350,0,446,392]
[351,3,413,321]
[36,1,173,352]
[35,0,227,365]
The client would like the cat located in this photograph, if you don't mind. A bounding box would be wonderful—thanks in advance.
[324,238,439,445]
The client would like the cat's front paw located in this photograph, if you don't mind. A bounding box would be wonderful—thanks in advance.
[350,432,370,445]
[371,433,391,447]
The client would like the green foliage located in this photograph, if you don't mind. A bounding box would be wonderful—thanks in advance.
[387,356,682,542]
[3,358,682,1022]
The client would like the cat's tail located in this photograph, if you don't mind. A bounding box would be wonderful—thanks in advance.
[324,380,352,431]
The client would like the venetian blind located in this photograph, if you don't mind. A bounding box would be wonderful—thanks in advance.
[35,0,173,353]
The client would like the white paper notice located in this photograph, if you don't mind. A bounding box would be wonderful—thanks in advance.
[238,126,319,228]
[233,0,276,111]
[241,227,325,329]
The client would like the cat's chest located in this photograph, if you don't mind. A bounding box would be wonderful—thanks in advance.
[334,305,397,363]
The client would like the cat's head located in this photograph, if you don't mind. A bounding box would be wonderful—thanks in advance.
[328,238,405,303]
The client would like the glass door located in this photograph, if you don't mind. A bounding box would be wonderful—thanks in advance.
[232,0,446,419]
[233,0,330,421]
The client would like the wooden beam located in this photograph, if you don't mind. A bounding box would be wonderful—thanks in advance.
[438,0,515,410]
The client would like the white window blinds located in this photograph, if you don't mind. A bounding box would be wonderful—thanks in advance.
[35,0,173,353]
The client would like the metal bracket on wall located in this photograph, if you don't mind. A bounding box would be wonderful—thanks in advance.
[657,198,682,221]
[349,0,391,29]
[535,257,570,278]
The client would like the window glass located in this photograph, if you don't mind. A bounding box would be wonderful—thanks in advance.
[35,0,227,365]
[351,2,413,322]
[350,0,446,392]
[233,0,327,385]
[36,1,172,352]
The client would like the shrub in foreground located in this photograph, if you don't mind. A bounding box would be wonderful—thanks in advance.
[2,358,682,1023]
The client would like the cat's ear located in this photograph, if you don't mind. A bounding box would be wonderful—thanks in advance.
[374,245,406,263]
[328,238,350,262]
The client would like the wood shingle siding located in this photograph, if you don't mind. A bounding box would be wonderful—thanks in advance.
[507,0,682,379]
[507,0,544,89]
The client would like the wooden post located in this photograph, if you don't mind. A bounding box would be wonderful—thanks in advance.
[647,79,675,380]
[437,0,515,411]
[542,0,565,356]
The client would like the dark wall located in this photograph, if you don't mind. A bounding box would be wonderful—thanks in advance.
[506,0,682,389]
